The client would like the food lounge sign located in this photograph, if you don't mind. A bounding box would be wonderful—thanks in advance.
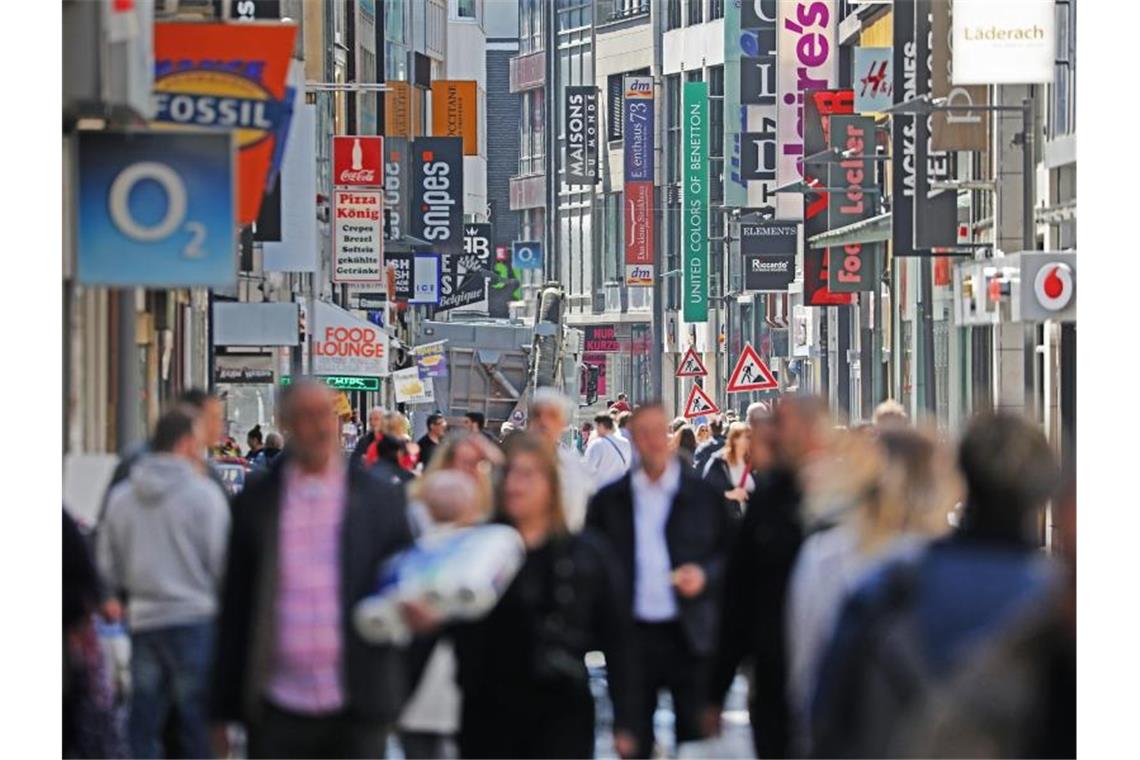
[311,300,389,377]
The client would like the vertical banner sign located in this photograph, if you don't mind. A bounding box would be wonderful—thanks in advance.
[385,80,412,138]
[564,86,598,185]
[431,80,479,156]
[438,223,491,312]
[803,89,855,306]
[827,115,879,292]
[153,23,297,225]
[723,0,747,207]
[411,137,464,254]
[775,1,838,220]
[932,0,989,151]
[892,0,918,258]
[683,81,709,323]
[333,190,384,282]
[914,0,957,250]
[385,251,414,300]
[853,47,894,113]
[740,0,780,210]
[624,75,655,286]
[384,137,410,241]
[264,102,318,272]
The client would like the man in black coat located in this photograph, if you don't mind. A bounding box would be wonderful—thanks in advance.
[586,402,732,758]
[705,395,830,759]
[211,380,415,758]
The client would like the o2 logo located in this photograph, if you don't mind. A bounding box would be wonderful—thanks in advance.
[108,161,206,259]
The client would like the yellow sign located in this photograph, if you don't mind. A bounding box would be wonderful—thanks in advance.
[431,80,479,156]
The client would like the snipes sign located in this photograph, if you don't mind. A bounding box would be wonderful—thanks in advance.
[410,137,464,254]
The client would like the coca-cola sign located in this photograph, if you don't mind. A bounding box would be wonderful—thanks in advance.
[333,135,384,187]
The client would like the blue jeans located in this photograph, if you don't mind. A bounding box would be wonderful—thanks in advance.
[129,621,215,759]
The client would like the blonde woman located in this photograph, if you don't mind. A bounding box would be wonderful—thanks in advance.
[702,422,754,517]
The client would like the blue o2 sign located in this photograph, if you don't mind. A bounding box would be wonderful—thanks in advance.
[75,130,236,288]
[512,240,544,271]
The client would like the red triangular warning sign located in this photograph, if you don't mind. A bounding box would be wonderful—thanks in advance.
[727,342,779,393]
[675,346,708,378]
[683,383,720,419]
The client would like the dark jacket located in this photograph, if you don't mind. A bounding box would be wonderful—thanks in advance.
[211,455,414,725]
[701,455,749,521]
[693,435,726,474]
[709,467,804,757]
[585,460,732,657]
[350,431,377,467]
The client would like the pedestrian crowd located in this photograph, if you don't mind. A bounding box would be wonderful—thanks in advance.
[64,382,1075,759]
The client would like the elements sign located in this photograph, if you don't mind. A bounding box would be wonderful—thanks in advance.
[411,137,464,254]
[333,189,383,282]
[565,86,598,185]
[741,222,797,291]
[683,81,709,323]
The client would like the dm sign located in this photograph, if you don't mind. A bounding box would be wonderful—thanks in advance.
[153,22,296,225]
[75,131,236,288]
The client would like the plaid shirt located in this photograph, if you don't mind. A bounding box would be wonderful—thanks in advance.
[266,459,348,715]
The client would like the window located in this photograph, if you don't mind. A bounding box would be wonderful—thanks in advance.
[709,0,724,21]
[456,0,478,20]
[667,0,682,30]
[687,0,702,26]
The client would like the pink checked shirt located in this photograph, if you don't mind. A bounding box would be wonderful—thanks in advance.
[266,458,348,715]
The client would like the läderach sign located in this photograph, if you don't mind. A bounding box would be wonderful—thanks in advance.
[281,375,381,391]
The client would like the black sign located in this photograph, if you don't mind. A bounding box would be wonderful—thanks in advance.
[410,137,464,254]
[253,174,282,241]
[387,251,415,300]
[740,127,777,183]
[438,223,492,312]
[913,0,957,250]
[215,367,275,384]
[384,137,410,241]
[741,0,776,28]
[827,115,878,292]
[892,0,917,257]
[564,86,598,185]
[740,29,777,105]
[584,325,621,353]
[803,89,855,306]
[217,0,281,20]
[742,221,797,291]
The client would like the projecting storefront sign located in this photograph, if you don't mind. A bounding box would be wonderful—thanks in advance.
[952,0,1056,85]
[583,326,621,353]
[802,89,855,306]
[827,115,878,292]
[333,189,384,283]
[624,75,655,286]
[853,47,893,113]
[683,81,709,323]
[311,300,389,377]
[383,137,410,241]
[741,222,797,291]
[333,136,383,187]
[411,137,464,255]
[565,86,598,185]
[437,223,491,312]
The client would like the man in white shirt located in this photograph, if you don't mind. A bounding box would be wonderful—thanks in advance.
[585,413,632,488]
[528,387,594,531]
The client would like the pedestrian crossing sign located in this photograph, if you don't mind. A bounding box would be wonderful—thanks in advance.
[683,383,720,419]
[727,342,778,393]
[675,346,708,378]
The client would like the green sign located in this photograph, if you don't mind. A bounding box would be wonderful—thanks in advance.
[683,81,709,323]
[280,375,381,391]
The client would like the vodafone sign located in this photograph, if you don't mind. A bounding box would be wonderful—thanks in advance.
[311,299,390,377]
[1019,252,1076,323]
[333,136,384,187]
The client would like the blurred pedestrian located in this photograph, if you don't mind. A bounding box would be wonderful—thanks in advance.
[462,411,499,446]
[694,417,725,476]
[450,433,639,758]
[246,425,264,460]
[413,431,502,534]
[587,403,731,757]
[785,426,960,755]
[417,412,447,469]
[871,399,908,429]
[250,432,283,470]
[585,413,631,490]
[528,388,594,532]
[211,380,415,759]
[675,425,699,470]
[350,407,386,467]
[611,393,632,414]
[809,413,1064,758]
[706,395,831,759]
[97,406,231,759]
[579,421,595,453]
[702,422,754,520]
[695,423,711,447]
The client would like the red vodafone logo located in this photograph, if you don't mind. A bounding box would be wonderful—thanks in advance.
[1034,262,1074,311]
[333,136,383,187]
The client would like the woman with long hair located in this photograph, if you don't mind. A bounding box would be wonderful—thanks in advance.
[450,433,639,758]
[702,422,754,518]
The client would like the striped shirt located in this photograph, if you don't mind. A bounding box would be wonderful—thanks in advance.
[266,458,348,715]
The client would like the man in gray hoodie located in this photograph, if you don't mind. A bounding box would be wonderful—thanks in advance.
[97,405,231,759]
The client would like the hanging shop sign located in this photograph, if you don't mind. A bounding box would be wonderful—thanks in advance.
[739,0,779,210]
[264,101,318,272]
[742,221,797,291]
[413,341,449,378]
[385,251,415,301]
[583,326,621,353]
[333,189,384,283]
[952,0,1056,85]
[393,366,435,405]
[565,85,598,185]
[624,75,655,286]
[153,22,296,225]
[726,342,779,393]
[411,137,464,254]
[775,0,837,219]
[311,299,389,377]
[333,135,383,187]
[892,0,918,258]
[512,240,544,271]
[931,0,988,151]
[683,81,709,323]
[75,131,236,288]
[384,137,411,241]
[431,80,479,156]
[683,383,720,420]
[914,0,957,251]
[853,47,893,114]
[827,115,879,292]
[437,223,491,312]
[1019,252,1076,323]
[411,253,441,305]
[802,89,855,306]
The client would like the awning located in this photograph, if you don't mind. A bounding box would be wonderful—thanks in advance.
[807,212,892,249]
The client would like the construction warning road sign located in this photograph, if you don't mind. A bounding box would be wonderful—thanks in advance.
[675,346,708,378]
[726,342,778,393]
[683,383,720,419]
